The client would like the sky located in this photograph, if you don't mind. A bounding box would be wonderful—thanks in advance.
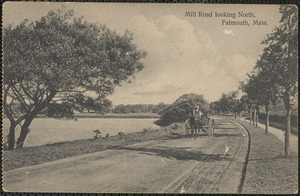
[3,2,282,105]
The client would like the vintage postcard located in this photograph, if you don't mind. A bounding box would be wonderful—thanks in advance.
[2,2,298,194]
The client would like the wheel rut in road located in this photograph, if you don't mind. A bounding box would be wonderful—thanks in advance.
[159,118,248,193]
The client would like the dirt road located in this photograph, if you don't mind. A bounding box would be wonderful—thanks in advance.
[4,118,249,193]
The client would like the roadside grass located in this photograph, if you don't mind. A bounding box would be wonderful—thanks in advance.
[3,123,181,171]
[235,119,298,194]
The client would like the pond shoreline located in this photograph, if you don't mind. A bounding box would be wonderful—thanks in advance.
[75,113,160,119]
[3,123,182,171]
[2,112,160,119]
[3,117,161,148]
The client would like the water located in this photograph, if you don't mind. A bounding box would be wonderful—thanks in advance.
[3,118,160,147]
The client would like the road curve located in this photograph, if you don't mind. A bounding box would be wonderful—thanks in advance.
[4,117,249,193]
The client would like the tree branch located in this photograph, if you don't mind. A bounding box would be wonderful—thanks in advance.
[11,85,31,112]
[20,81,35,100]
[3,85,15,122]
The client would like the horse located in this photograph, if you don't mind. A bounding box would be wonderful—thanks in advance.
[185,117,202,139]
[192,118,202,138]
[207,118,215,138]
[184,119,192,138]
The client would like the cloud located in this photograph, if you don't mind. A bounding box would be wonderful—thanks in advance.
[223,29,234,35]
[108,15,255,104]
[222,54,256,81]
[133,84,184,97]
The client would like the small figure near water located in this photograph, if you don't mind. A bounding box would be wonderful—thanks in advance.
[93,129,101,139]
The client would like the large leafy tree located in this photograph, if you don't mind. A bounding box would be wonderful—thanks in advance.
[214,91,237,115]
[209,91,242,116]
[3,8,146,150]
[235,95,248,118]
[240,79,257,125]
[241,69,279,132]
[154,93,209,127]
[255,65,279,134]
[241,75,259,126]
[257,5,298,156]
[209,101,220,114]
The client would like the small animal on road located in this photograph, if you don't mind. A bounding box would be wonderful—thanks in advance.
[224,145,229,156]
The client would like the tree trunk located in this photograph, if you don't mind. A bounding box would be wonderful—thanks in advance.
[255,109,258,127]
[249,108,252,124]
[285,108,291,157]
[16,115,35,149]
[253,108,256,126]
[16,126,29,149]
[8,122,17,150]
[265,104,269,134]
[284,92,291,157]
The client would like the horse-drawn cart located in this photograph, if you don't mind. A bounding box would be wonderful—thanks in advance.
[202,115,216,137]
[184,108,215,138]
[200,114,209,132]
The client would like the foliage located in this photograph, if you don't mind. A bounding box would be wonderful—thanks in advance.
[47,102,75,119]
[240,70,279,115]
[259,5,298,156]
[118,132,125,139]
[240,5,298,156]
[258,5,298,101]
[209,91,238,114]
[83,97,112,113]
[237,94,250,112]
[240,76,261,108]
[209,101,219,114]
[154,93,209,127]
[3,7,146,150]
[258,113,298,128]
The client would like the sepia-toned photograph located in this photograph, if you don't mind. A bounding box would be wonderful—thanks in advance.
[2,2,298,194]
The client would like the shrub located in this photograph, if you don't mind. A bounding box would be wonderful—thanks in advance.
[257,113,298,135]
[258,113,298,127]
[142,128,149,134]
[118,132,125,139]
[171,123,179,130]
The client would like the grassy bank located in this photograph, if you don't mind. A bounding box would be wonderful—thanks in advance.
[3,123,181,171]
[235,119,298,194]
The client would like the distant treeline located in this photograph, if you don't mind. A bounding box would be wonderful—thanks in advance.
[112,103,168,114]
[75,113,160,118]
